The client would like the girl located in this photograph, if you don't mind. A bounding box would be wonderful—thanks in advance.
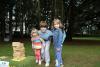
[38,21,52,67]
[52,19,66,67]
[31,28,44,65]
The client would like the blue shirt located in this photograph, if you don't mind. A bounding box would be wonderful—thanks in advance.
[38,30,52,41]
[52,28,64,48]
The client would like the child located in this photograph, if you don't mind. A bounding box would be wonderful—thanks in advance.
[51,18,66,67]
[31,28,44,65]
[38,21,52,67]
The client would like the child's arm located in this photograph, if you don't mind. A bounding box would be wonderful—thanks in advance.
[49,30,53,36]
[62,31,66,44]
[40,38,45,47]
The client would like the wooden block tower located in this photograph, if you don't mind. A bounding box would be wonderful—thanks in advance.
[12,42,25,61]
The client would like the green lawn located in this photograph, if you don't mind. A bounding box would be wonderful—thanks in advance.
[0,41,100,67]
[72,37,100,40]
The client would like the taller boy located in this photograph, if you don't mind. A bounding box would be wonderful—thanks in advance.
[38,21,52,67]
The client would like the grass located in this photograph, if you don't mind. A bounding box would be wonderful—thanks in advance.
[72,37,100,40]
[0,41,100,67]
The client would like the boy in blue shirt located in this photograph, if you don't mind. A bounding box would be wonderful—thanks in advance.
[38,21,52,67]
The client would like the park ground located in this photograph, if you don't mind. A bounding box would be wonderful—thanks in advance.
[0,38,100,67]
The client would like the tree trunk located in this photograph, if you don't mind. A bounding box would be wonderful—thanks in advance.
[65,0,76,41]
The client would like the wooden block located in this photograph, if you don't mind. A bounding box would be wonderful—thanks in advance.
[12,42,25,61]
[12,42,20,47]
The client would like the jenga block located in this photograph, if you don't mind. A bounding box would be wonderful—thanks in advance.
[12,42,20,46]
[12,42,25,61]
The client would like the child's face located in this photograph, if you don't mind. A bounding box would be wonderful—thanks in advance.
[40,27,47,32]
[54,22,60,29]
[32,32,38,36]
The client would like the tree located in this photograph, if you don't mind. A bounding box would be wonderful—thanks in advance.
[63,0,100,40]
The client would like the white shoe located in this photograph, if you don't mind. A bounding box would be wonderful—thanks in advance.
[36,60,38,64]
[55,60,58,66]
[45,63,49,67]
[61,64,64,67]
[38,60,41,65]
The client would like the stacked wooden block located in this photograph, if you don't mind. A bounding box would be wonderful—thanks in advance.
[12,42,25,61]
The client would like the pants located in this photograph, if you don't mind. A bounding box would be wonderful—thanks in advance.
[41,41,50,63]
[35,49,41,61]
[54,46,63,67]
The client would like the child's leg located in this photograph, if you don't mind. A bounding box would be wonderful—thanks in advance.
[60,47,63,65]
[55,48,62,67]
[41,42,45,60]
[34,49,38,62]
[54,47,57,60]
[38,49,41,60]
[36,49,41,65]
[44,41,50,66]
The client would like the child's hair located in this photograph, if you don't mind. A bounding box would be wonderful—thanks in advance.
[39,21,47,28]
[31,28,39,36]
[52,18,64,29]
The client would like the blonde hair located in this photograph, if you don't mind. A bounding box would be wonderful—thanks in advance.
[52,18,64,29]
[39,21,47,27]
[31,28,39,36]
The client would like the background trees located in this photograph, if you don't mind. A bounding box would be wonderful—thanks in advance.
[0,0,100,41]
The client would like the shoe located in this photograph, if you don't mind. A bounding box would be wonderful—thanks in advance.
[38,60,41,65]
[55,60,58,66]
[45,63,49,67]
[35,60,38,64]
[41,58,44,62]
[60,64,64,67]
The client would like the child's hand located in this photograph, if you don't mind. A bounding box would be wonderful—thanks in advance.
[42,45,45,48]
[40,38,44,42]
[56,48,61,51]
